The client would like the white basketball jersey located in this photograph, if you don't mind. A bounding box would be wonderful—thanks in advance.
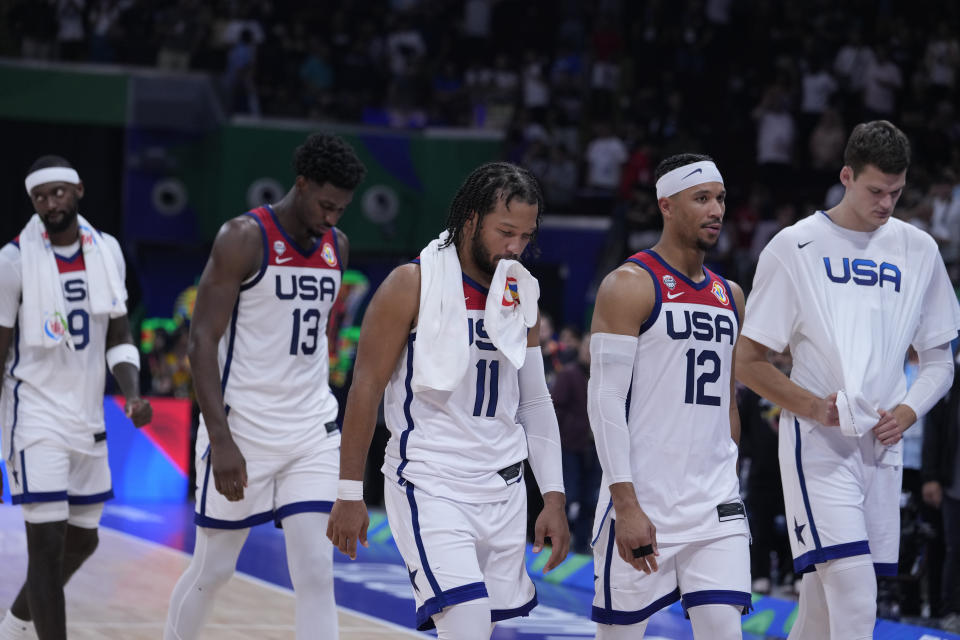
[208,205,342,454]
[0,234,125,457]
[742,212,960,429]
[382,267,527,503]
[597,250,746,544]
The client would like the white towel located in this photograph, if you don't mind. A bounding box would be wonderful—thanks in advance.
[836,389,902,467]
[411,231,470,393]
[19,214,127,349]
[484,259,540,369]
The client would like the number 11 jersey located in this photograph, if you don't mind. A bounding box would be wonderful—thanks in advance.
[597,250,746,544]
[213,205,342,454]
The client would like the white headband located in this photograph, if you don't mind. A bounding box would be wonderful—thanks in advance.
[25,167,81,195]
[655,161,724,199]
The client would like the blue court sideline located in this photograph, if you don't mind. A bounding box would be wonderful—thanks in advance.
[99,501,960,640]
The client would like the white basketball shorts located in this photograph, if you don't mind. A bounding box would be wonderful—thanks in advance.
[383,474,537,630]
[780,416,901,576]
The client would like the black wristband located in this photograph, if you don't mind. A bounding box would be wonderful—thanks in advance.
[632,544,654,558]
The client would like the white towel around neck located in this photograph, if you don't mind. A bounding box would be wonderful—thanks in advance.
[19,213,127,349]
[484,258,540,369]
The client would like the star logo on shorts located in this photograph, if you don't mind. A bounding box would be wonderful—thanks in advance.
[407,566,420,592]
[793,517,806,546]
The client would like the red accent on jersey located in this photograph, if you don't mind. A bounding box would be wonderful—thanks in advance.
[55,251,86,274]
[464,278,488,311]
[627,250,730,310]
[251,206,340,270]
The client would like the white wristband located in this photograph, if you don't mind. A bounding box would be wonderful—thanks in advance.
[106,343,140,371]
[337,479,364,501]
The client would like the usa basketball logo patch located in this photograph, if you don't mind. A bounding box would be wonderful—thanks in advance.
[274,240,286,255]
[321,243,337,267]
[662,275,677,290]
[711,281,729,305]
[501,277,520,307]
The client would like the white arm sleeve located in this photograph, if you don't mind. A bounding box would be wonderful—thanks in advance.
[587,333,637,485]
[517,347,565,494]
[902,343,955,419]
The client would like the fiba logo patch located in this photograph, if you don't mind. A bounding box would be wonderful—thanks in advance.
[711,281,729,305]
[662,275,677,290]
[274,240,286,255]
[321,243,337,267]
[501,277,520,307]
[43,311,68,342]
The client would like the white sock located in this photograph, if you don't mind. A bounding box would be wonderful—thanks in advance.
[0,611,33,640]
[595,620,649,639]
[688,604,742,639]
[163,527,249,640]
[281,513,338,640]
[434,599,492,640]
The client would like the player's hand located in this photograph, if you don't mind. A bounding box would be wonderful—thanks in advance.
[815,393,840,427]
[211,439,247,501]
[327,499,370,560]
[614,502,659,574]
[872,405,914,446]
[922,481,943,509]
[533,491,570,572]
[125,396,153,427]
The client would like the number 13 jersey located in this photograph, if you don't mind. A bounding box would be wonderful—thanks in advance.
[381,268,527,503]
[213,205,342,454]
[598,250,745,543]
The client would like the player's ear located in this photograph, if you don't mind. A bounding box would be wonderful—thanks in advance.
[657,196,672,219]
[839,166,853,187]
[75,182,85,200]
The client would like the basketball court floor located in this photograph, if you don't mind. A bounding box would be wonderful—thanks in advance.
[2,500,958,640]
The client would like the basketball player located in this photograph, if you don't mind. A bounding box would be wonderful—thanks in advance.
[588,153,751,639]
[163,133,366,640]
[326,162,569,640]
[736,120,960,639]
[0,156,152,640]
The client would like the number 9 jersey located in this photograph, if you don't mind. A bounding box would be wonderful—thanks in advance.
[211,205,342,455]
[0,234,126,458]
[596,249,746,544]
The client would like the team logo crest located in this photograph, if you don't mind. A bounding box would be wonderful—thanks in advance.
[711,281,729,305]
[501,277,520,307]
[43,311,68,342]
[321,242,337,267]
[274,240,286,255]
[662,275,677,290]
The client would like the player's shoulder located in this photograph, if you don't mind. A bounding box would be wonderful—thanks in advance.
[599,258,655,299]
[886,216,940,252]
[216,211,266,248]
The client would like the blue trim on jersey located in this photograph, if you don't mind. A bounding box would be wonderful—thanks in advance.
[681,589,753,614]
[874,562,898,577]
[19,449,29,492]
[462,272,489,296]
[592,587,682,625]
[195,510,276,530]
[818,210,832,222]
[406,483,444,597]
[54,248,83,263]
[491,590,538,622]
[8,325,21,458]
[603,518,615,609]
[794,540,871,574]
[626,258,662,335]
[220,301,241,394]
[645,249,711,290]
[712,271,739,328]
[265,204,319,257]
[274,500,334,523]
[794,419,823,550]
[396,333,416,482]
[592,499,612,546]
[331,228,344,273]
[239,212,269,292]
[68,490,114,505]
[10,239,20,248]
[415,581,489,630]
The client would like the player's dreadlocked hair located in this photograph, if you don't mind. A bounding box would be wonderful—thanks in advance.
[654,153,715,182]
[293,133,367,190]
[441,162,544,250]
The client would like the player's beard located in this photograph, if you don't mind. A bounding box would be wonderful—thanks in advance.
[471,224,519,277]
[696,236,718,252]
[41,197,80,234]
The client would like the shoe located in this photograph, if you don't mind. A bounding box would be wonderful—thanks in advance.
[0,611,35,640]
[941,613,960,633]
[752,577,772,594]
